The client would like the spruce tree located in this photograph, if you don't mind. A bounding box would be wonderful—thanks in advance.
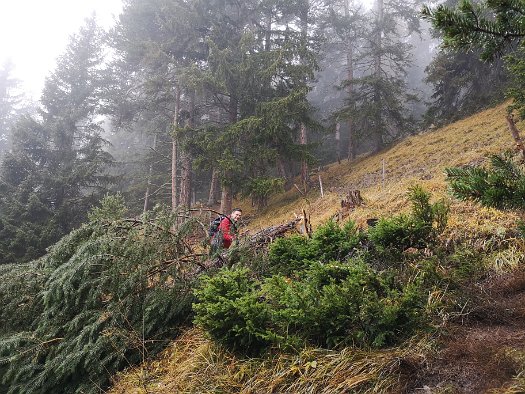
[0,18,113,264]
[0,61,26,159]
[422,0,525,118]
[0,196,200,393]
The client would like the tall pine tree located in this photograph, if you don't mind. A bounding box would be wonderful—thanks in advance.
[0,18,113,264]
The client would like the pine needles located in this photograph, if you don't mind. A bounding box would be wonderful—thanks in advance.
[0,197,205,394]
[446,154,525,210]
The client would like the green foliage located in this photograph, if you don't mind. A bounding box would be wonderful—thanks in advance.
[422,0,525,119]
[193,268,274,355]
[241,177,285,209]
[447,247,486,282]
[0,263,47,334]
[506,48,525,119]
[368,214,430,253]
[424,47,508,125]
[445,154,525,210]
[421,0,525,62]
[0,19,114,265]
[193,261,429,353]
[310,220,361,262]
[267,220,362,276]
[369,185,449,254]
[267,235,315,276]
[0,201,201,393]
[87,193,127,222]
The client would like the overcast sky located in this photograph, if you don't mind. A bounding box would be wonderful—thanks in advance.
[0,0,123,99]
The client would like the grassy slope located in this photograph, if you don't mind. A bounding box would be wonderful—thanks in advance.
[109,103,525,393]
[247,102,518,235]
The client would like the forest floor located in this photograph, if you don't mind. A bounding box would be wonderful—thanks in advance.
[407,269,525,393]
[110,102,525,393]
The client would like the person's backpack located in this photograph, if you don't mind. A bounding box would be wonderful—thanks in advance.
[208,215,225,237]
[208,215,235,237]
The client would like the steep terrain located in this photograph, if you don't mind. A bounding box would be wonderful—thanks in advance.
[109,102,525,393]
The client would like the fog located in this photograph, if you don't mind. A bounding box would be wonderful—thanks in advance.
[0,0,122,98]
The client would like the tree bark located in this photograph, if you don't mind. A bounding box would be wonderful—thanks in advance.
[220,93,238,214]
[373,0,384,153]
[300,122,308,192]
[276,155,290,187]
[171,85,181,210]
[179,89,194,208]
[220,185,232,214]
[335,122,341,164]
[207,168,219,206]
[344,0,356,161]
[265,10,272,52]
[143,133,157,214]
[299,6,309,192]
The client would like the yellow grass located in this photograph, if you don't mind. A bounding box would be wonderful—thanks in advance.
[109,328,434,394]
[247,102,520,243]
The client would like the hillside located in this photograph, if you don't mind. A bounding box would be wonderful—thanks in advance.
[109,102,525,393]
[247,102,518,233]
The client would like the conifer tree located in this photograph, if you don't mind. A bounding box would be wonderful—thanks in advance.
[110,0,321,211]
[0,196,200,393]
[422,0,525,118]
[325,0,420,154]
[0,61,25,158]
[0,18,113,264]
[364,0,420,151]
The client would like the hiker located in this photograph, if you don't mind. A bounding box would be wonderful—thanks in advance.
[211,208,242,250]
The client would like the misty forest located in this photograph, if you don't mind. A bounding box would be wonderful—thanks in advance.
[2,0,525,392]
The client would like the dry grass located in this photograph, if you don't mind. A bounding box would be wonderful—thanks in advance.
[246,103,520,243]
[108,328,434,394]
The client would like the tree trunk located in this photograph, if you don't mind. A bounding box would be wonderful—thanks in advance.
[299,7,309,192]
[220,185,232,214]
[171,85,181,210]
[506,114,525,159]
[335,122,341,164]
[207,168,219,206]
[373,0,384,152]
[143,133,157,214]
[265,11,272,52]
[300,123,308,192]
[344,0,356,161]
[179,89,194,208]
[219,93,238,214]
[276,155,290,188]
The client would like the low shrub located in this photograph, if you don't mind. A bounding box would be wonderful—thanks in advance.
[0,197,199,394]
[267,220,361,276]
[193,262,429,353]
[368,185,448,255]
[193,268,275,355]
[267,235,315,276]
[310,220,361,262]
[368,215,435,256]
[264,261,427,349]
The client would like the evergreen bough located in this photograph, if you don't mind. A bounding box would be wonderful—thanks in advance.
[445,154,525,210]
[0,196,201,394]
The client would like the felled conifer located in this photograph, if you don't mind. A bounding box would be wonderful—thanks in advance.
[0,196,202,393]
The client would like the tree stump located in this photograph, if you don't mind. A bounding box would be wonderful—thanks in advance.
[337,189,363,221]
